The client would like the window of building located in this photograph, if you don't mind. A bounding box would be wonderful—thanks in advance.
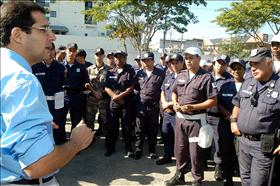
[50,11,56,18]
[85,1,93,10]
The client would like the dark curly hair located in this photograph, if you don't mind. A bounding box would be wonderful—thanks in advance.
[0,1,45,46]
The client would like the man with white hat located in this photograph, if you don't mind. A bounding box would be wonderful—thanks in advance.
[165,47,218,186]
[271,34,280,75]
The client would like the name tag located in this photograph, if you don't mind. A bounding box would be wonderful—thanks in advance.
[164,83,170,87]
[242,90,253,95]
[35,72,45,76]
[178,79,185,83]
[109,76,117,79]
[222,93,233,97]
[76,68,80,73]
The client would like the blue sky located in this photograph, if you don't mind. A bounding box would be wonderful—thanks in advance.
[152,0,273,43]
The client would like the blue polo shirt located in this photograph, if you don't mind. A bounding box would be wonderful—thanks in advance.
[1,48,55,183]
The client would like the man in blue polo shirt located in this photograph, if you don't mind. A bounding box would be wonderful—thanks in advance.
[1,2,93,185]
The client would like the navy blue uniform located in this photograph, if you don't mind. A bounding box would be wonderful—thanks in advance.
[134,67,165,154]
[32,60,67,144]
[104,64,136,153]
[64,61,90,129]
[232,73,280,186]
[207,72,237,180]
[161,73,177,158]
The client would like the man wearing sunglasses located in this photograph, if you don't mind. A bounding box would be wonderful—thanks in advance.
[231,47,280,186]
[1,1,93,185]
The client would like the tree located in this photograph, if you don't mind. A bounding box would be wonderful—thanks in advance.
[85,0,206,52]
[214,0,280,44]
[218,37,250,59]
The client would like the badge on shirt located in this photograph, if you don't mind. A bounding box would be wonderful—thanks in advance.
[35,72,46,76]
[76,68,80,73]
[242,90,253,95]
[222,93,233,97]
[164,83,170,87]
[271,91,279,99]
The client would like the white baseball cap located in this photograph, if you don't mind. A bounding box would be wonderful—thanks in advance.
[200,59,208,67]
[184,47,202,56]
[271,34,280,43]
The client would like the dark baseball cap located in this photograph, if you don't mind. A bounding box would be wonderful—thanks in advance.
[57,45,66,52]
[229,59,245,69]
[107,52,114,57]
[114,50,127,57]
[95,48,105,55]
[67,42,78,50]
[141,52,154,60]
[76,49,87,57]
[170,54,184,62]
[247,47,272,62]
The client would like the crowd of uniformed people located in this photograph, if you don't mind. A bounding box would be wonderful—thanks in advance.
[31,34,280,186]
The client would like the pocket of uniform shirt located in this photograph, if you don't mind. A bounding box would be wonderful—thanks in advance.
[258,97,277,114]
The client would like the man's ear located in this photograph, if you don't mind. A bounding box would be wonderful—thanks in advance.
[10,27,25,45]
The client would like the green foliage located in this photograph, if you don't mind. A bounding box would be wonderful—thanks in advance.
[214,0,280,43]
[218,37,250,59]
[85,0,206,52]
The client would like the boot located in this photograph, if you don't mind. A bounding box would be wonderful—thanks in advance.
[165,171,185,186]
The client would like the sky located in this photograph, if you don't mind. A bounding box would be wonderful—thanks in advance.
[151,0,274,44]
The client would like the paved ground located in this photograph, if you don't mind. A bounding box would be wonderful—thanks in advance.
[56,123,241,186]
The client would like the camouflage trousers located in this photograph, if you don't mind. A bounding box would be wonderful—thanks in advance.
[86,95,109,135]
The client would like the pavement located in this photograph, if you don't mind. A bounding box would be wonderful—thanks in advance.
[56,123,241,186]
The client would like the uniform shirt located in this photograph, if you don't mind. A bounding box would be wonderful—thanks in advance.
[85,61,93,68]
[64,61,90,91]
[87,63,109,93]
[105,64,136,103]
[1,48,54,183]
[32,60,66,96]
[161,72,176,102]
[207,72,234,115]
[232,73,280,134]
[172,68,218,114]
[136,67,165,104]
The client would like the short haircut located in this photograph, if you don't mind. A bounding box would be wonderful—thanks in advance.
[0,1,45,46]
[76,49,87,58]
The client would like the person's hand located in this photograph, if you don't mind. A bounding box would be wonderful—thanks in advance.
[231,122,241,136]
[52,122,59,129]
[273,145,280,155]
[70,120,94,152]
[173,102,181,112]
[92,91,102,100]
[180,104,194,113]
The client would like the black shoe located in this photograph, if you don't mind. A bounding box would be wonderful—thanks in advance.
[104,148,115,157]
[150,152,158,159]
[133,150,142,160]
[156,156,172,165]
[214,165,224,181]
[192,180,202,186]
[165,171,185,186]
[223,178,233,186]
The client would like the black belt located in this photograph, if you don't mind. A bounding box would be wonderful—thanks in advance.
[207,112,223,117]
[65,89,81,95]
[10,176,53,185]
[243,133,261,141]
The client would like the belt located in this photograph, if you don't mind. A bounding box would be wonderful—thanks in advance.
[243,133,261,141]
[176,112,207,126]
[65,90,81,95]
[45,96,55,101]
[10,176,53,185]
[207,112,222,118]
